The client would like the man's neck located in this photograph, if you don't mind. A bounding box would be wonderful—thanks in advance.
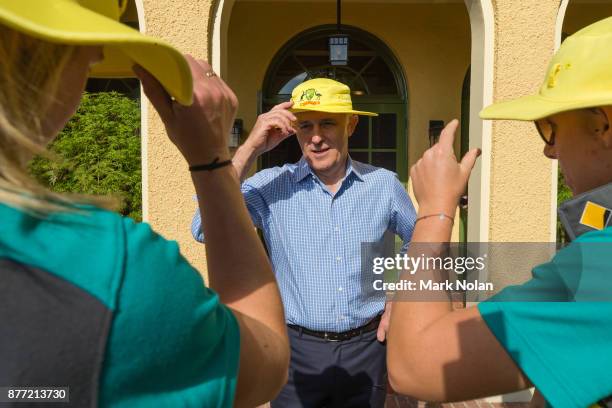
[312,158,349,194]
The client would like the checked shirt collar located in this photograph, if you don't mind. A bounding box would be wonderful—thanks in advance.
[291,156,365,187]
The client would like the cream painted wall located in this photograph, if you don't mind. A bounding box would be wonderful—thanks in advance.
[487,0,558,244]
[227,2,471,178]
[476,4,561,401]
[142,0,214,272]
[471,1,561,337]
[140,0,570,280]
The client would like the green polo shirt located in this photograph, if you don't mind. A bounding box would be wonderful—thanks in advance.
[478,227,612,408]
[0,202,240,407]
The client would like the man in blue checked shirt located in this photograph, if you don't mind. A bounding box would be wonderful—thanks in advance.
[192,78,416,407]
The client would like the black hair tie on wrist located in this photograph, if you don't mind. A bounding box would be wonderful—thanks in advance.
[189,157,232,172]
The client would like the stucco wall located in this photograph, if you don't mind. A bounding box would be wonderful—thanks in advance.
[488,0,559,244]
[142,0,214,273]
[140,0,589,277]
[477,0,560,306]
[227,2,471,176]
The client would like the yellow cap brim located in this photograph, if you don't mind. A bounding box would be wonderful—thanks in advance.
[0,0,192,105]
[480,94,612,121]
[290,106,378,117]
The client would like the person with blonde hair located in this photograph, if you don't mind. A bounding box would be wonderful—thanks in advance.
[387,17,612,407]
[0,1,289,407]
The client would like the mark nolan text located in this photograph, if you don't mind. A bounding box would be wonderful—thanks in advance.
[373,279,494,292]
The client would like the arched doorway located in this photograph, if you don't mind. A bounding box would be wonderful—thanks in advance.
[216,0,491,242]
[260,25,408,182]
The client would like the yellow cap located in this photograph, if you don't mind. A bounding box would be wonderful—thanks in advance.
[481,16,612,121]
[290,78,377,116]
[0,0,192,105]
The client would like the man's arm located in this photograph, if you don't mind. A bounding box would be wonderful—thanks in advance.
[232,141,259,183]
[387,120,530,402]
[389,175,417,252]
[191,100,298,243]
[232,101,297,182]
[191,181,266,243]
[377,177,417,342]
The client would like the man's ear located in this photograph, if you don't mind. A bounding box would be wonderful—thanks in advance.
[598,107,612,149]
[347,114,359,138]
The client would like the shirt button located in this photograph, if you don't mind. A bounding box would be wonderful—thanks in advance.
[338,287,343,292]
[336,256,342,262]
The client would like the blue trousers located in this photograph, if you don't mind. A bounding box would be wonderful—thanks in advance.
[271,325,387,408]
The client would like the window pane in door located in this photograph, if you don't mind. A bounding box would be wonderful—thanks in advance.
[372,152,396,172]
[362,57,398,95]
[349,151,369,164]
[297,55,330,68]
[279,72,308,95]
[299,36,328,51]
[349,117,369,149]
[271,57,302,95]
[372,113,397,148]
[347,55,375,74]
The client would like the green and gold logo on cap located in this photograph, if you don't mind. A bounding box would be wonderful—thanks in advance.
[299,88,322,106]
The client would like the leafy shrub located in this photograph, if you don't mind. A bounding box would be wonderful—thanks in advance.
[29,92,142,221]
[557,169,572,243]
[557,169,573,205]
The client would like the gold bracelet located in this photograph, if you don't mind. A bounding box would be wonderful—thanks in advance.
[415,213,454,224]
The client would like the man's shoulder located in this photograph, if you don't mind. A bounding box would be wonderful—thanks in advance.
[351,160,399,183]
[243,162,301,189]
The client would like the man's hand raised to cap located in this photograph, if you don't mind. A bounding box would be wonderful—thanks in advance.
[410,119,481,216]
[244,101,298,157]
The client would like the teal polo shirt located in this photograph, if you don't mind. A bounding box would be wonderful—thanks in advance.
[0,202,240,407]
[479,227,612,408]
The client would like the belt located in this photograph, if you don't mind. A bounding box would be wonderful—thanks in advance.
[288,315,381,342]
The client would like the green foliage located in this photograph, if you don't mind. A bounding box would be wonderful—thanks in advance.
[557,168,572,243]
[29,92,142,221]
[557,169,573,205]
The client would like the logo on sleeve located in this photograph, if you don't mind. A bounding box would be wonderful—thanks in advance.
[580,201,611,231]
